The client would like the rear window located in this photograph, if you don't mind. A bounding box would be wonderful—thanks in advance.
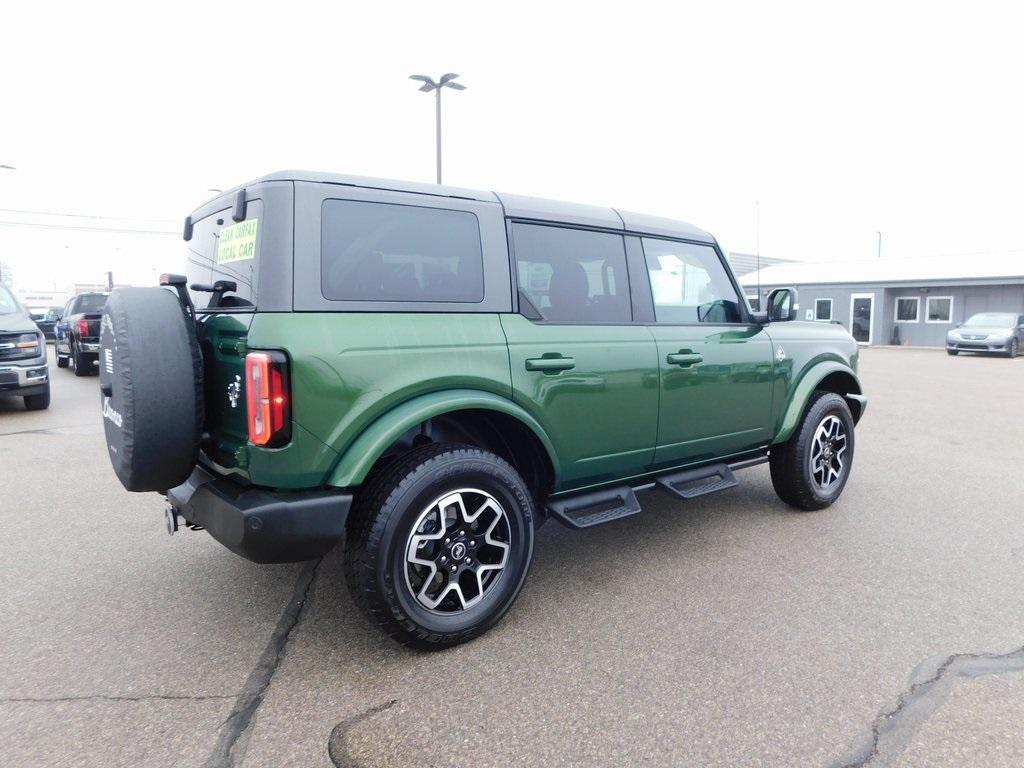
[185,200,263,309]
[73,294,107,314]
[321,199,484,303]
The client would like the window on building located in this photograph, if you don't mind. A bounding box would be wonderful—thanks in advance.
[814,298,833,321]
[642,239,741,323]
[321,199,484,303]
[895,296,920,323]
[926,296,953,323]
[512,223,630,323]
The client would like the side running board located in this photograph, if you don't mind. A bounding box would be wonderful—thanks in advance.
[656,463,737,500]
[546,486,641,530]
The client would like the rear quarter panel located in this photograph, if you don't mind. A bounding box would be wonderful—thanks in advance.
[245,312,513,487]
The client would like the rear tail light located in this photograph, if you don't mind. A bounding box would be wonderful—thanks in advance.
[245,351,291,447]
[77,318,90,336]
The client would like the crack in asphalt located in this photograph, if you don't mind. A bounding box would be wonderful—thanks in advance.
[203,558,322,768]
[829,643,1024,767]
[327,699,399,768]
[0,693,235,704]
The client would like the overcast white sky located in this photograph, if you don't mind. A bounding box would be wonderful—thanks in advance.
[2,1,1023,294]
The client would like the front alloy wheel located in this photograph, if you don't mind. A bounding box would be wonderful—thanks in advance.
[770,391,856,511]
[809,415,848,493]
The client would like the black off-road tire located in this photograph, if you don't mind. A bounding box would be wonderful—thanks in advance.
[344,443,535,651]
[24,386,51,411]
[56,354,69,368]
[72,342,91,377]
[99,287,204,493]
[769,391,855,511]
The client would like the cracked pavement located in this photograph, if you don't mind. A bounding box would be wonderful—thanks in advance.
[2,347,1023,767]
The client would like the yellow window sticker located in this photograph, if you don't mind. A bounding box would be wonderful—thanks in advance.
[216,218,258,263]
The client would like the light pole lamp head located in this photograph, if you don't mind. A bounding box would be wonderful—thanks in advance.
[410,74,438,92]
[409,73,466,92]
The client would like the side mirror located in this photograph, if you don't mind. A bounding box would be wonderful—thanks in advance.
[767,287,798,322]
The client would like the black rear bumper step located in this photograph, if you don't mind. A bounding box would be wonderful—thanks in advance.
[656,463,737,500]
[546,486,641,529]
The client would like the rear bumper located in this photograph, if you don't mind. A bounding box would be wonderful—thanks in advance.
[166,465,351,563]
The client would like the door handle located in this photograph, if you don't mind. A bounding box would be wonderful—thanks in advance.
[666,351,703,367]
[526,356,576,373]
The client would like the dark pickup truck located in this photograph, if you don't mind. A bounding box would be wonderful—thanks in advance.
[55,292,108,376]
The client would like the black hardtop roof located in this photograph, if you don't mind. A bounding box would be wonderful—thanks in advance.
[194,170,716,244]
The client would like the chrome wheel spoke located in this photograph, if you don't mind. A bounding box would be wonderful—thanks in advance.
[404,488,512,614]
[808,415,848,492]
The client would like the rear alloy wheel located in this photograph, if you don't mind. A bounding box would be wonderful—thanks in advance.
[770,391,856,511]
[345,443,535,650]
[405,488,512,612]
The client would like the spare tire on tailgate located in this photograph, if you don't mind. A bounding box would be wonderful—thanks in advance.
[99,287,204,492]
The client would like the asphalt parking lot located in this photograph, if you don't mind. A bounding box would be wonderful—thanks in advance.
[2,346,1023,767]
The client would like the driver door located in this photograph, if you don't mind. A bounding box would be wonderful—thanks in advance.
[641,237,775,470]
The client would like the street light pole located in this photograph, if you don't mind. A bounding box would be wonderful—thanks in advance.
[876,231,882,259]
[409,73,466,184]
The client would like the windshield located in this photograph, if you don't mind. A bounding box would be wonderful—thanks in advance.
[964,312,1015,327]
[0,284,21,315]
[74,294,108,314]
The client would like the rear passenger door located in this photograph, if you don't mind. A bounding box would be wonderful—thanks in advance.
[501,222,659,491]
[638,237,775,469]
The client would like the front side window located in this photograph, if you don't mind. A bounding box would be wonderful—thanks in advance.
[642,239,741,323]
[512,223,630,322]
[895,297,919,322]
[321,199,483,303]
[926,296,953,323]
[815,298,833,321]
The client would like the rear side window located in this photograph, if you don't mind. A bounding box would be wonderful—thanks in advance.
[321,200,484,303]
[512,223,631,323]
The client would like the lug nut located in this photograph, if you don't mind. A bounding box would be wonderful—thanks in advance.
[440,556,447,563]
[445,537,451,544]
[465,558,472,565]
[470,540,476,547]
[460,530,466,536]
[451,565,457,572]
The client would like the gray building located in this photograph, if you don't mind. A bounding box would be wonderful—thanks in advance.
[741,254,1024,347]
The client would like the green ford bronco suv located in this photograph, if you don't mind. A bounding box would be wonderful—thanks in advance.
[99,171,866,649]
